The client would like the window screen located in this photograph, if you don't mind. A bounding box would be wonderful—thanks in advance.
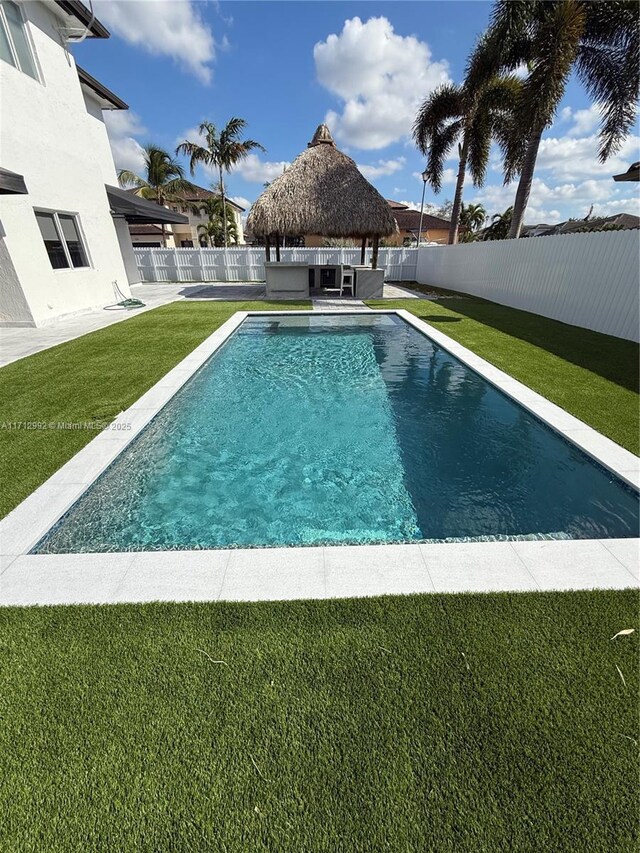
[59,215,89,267]
[35,211,90,270]
[0,2,37,79]
[35,212,69,269]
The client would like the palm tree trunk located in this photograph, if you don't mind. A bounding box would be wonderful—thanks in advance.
[508,128,542,239]
[155,190,167,249]
[219,166,228,249]
[449,139,469,245]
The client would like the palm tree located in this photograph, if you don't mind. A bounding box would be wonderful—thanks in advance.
[468,1,639,238]
[193,197,238,247]
[176,119,265,248]
[482,206,513,240]
[118,144,193,248]
[413,75,521,245]
[460,202,487,239]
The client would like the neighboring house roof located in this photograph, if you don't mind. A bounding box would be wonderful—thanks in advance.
[386,199,410,210]
[613,161,640,182]
[129,224,164,235]
[77,65,128,110]
[175,185,245,211]
[523,213,640,237]
[393,208,453,232]
[128,184,245,212]
[0,168,28,194]
[106,185,189,224]
[54,1,110,39]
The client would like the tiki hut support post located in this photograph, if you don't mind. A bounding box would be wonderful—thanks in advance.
[275,233,281,262]
[264,235,271,262]
[371,235,379,270]
[360,238,366,265]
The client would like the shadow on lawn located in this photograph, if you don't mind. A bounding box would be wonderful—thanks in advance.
[442,297,639,394]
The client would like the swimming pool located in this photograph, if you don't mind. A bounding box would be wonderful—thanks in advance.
[34,313,639,553]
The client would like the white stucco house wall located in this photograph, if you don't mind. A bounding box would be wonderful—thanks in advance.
[0,0,185,326]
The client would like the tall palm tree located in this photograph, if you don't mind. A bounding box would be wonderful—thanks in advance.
[468,0,640,238]
[176,119,265,248]
[413,75,521,245]
[118,144,193,248]
[193,197,238,247]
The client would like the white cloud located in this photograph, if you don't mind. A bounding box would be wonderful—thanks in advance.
[413,167,456,185]
[314,16,450,149]
[231,154,290,184]
[394,200,451,217]
[590,196,640,217]
[535,131,639,181]
[469,173,640,224]
[229,195,251,210]
[564,104,602,138]
[104,110,146,173]
[357,156,405,179]
[93,0,216,83]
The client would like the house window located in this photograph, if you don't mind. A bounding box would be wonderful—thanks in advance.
[0,1,38,79]
[35,211,89,270]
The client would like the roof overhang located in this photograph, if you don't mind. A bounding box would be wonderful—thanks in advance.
[54,1,110,39]
[106,185,189,224]
[77,66,128,110]
[613,162,640,182]
[0,168,28,194]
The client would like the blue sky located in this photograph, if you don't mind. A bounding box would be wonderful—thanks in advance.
[76,1,639,224]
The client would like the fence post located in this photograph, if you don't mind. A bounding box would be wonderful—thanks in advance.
[150,249,158,282]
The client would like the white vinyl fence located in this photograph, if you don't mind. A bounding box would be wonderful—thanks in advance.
[134,246,418,284]
[417,229,640,342]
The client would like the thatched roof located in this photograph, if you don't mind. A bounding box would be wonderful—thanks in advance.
[247,125,398,238]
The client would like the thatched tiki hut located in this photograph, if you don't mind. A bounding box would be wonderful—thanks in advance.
[247,124,397,268]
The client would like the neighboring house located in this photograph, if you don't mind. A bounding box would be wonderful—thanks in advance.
[293,200,454,247]
[385,201,454,246]
[128,185,246,247]
[522,213,640,238]
[128,224,166,248]
[0,0,186,326]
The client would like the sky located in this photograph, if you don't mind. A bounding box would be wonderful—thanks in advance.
[75,0,640,225]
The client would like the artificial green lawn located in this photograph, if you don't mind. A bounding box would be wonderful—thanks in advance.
[0,590,637,852]
[369,294,639,454]
[0,301,308,518]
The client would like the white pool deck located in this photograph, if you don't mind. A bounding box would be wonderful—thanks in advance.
[1,308,638,606]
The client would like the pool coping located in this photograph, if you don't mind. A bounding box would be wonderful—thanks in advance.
[1,308,637,606]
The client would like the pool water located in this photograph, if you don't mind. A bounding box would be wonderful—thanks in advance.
[34,314,639,553]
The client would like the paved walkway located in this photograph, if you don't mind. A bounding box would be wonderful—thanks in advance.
[312,297,370,311]
[1,281,426,367]
[0,283,264,368]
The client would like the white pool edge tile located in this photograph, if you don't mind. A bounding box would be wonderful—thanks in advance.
[1,308,637,606]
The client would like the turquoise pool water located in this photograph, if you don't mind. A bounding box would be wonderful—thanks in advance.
[34,314,638,552]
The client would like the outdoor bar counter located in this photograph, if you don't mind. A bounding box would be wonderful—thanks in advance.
[264,262,384,300]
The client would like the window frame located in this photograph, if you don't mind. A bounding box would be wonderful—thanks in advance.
[0,0,40,81]
[34,209,92,271]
